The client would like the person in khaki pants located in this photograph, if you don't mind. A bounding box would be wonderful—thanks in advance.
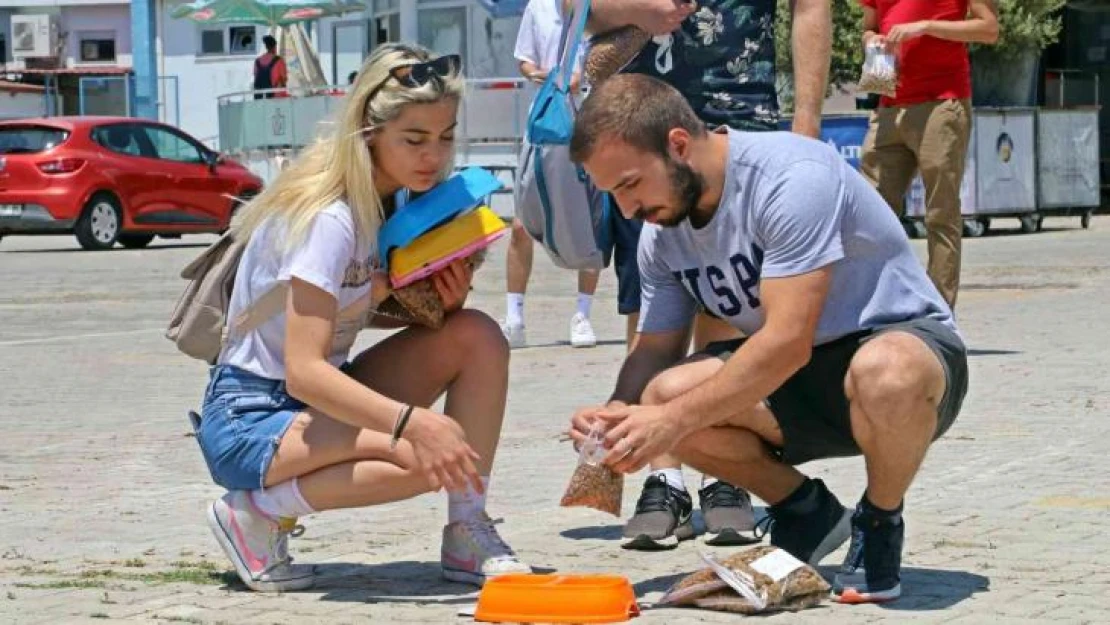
[858,0,998,309]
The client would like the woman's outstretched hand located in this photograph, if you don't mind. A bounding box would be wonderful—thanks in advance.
[403,406,484,494]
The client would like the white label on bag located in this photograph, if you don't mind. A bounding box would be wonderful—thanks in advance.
[750,548,805,582]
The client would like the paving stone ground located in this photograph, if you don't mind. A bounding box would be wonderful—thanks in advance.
[2,216,1109,624]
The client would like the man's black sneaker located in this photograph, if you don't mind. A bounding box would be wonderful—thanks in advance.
[765,478,852,565]
[698,481,760,546]
[832,503,904,603]
[622,474,695,550]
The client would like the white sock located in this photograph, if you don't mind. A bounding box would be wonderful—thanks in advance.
[576,293,593,318]
[448,476,490,524]
[250,478,315,520]
[701,474,719,489]
[650,468,686,492]
[506,293,525,327]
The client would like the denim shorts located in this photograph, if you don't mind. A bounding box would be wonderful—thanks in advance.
[609,206,643,315]
[197,365,306,491]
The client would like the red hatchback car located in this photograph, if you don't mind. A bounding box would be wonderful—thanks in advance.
[0,116,263,250]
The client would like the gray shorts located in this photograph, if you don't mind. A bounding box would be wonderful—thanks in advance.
[702,317,968,466]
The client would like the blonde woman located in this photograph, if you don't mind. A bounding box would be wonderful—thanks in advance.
[196,43,531,593]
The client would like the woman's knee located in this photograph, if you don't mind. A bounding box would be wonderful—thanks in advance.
[442,309,510,361]
[641,357,721,405]
[673,426,765,467]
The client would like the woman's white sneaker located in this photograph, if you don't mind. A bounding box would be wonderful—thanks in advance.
[206,490,315,592]
[441,512,532,586]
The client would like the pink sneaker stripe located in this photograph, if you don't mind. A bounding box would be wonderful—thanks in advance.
[227,501,269,573]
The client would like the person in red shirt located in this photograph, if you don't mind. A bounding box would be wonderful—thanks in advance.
[253,35,288,100]
[858,0,997,311]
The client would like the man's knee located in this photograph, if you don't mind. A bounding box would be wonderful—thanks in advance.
[509,219,532,246]
[846,332,945,419]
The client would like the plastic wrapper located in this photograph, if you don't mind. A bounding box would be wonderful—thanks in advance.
[372,252,485,329]
[657,546,830,615]
[858,41,898,96]
[559,423,623,516]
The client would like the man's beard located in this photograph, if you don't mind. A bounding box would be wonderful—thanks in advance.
[652,157,705,228]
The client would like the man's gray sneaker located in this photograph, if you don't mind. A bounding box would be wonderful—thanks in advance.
[698,481,761,546]
[622,474,695,550]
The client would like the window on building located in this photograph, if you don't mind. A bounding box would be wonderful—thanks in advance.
[0,34,8,66]
[229,26,257,54]
[79,32,116,63]
[199,25,257,56]
[200,29,225,55]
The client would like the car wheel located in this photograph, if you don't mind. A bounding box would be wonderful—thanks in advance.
[75,193,123,250]
[118,234,155,249]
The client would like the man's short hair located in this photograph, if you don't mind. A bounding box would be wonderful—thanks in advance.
[263,35,277,51]
[570,73,706,164]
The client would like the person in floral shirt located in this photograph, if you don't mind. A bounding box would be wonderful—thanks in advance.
[582,0,831,552]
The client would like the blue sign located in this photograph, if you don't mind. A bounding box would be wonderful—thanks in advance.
[779,115,870,171]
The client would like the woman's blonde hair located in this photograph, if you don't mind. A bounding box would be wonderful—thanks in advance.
[235,42,464,251]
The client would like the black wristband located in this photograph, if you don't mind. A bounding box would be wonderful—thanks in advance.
[390,404,415,451]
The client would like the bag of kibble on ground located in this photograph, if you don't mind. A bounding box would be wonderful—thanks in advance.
[858,41,898,96]
[657,546,830,615]
[559,423,623,517]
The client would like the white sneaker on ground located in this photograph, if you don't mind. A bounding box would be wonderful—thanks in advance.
[501,320,527,349]
[569,313,597,348]
[441,512,532,586]
[206,490,315,592]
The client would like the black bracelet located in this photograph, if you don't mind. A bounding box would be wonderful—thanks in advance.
[390,404,415,451]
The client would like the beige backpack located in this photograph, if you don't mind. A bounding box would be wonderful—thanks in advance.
[165,230,285,364]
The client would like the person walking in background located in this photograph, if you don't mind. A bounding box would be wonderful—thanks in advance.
[253,35,288,100]
[504,0,599,349]
[858,0,998,309]
[582,0,832,552]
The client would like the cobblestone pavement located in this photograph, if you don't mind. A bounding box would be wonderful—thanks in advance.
[2,217,1109,624]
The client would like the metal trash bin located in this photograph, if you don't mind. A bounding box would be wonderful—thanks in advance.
[906,107,1038,236]
[1035,107,1100,229]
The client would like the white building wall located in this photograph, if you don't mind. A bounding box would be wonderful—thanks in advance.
[62,4,132,68]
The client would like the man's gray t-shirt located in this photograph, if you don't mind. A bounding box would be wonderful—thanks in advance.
[638,128,955,344]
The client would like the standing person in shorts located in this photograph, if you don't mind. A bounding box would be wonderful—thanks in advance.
[195,43,531,593]
[568,75,968,603]
[582,0,832,551]
[504,0,600,349]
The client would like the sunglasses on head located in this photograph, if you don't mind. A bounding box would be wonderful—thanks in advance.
[368,54,462,101]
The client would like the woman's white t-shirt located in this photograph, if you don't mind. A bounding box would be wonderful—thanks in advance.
[219,200,377,380]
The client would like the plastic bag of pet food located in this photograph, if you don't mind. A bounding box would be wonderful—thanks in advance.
[858,41,898,96]
[559,423,623,516]
[657,546,830,614]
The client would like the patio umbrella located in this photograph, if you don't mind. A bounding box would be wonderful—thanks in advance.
[172,0,366,88]
[171,0,366,28]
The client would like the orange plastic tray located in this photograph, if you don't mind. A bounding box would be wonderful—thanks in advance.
[475,574,640,624]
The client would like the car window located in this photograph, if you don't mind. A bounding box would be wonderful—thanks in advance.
[140,126,205,164]
[92,125,144,157]
[0,126,69,154]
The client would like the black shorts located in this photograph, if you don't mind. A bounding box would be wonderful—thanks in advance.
[701,317,968,466]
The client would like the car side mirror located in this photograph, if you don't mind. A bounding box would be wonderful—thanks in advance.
[205,150,220,172]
